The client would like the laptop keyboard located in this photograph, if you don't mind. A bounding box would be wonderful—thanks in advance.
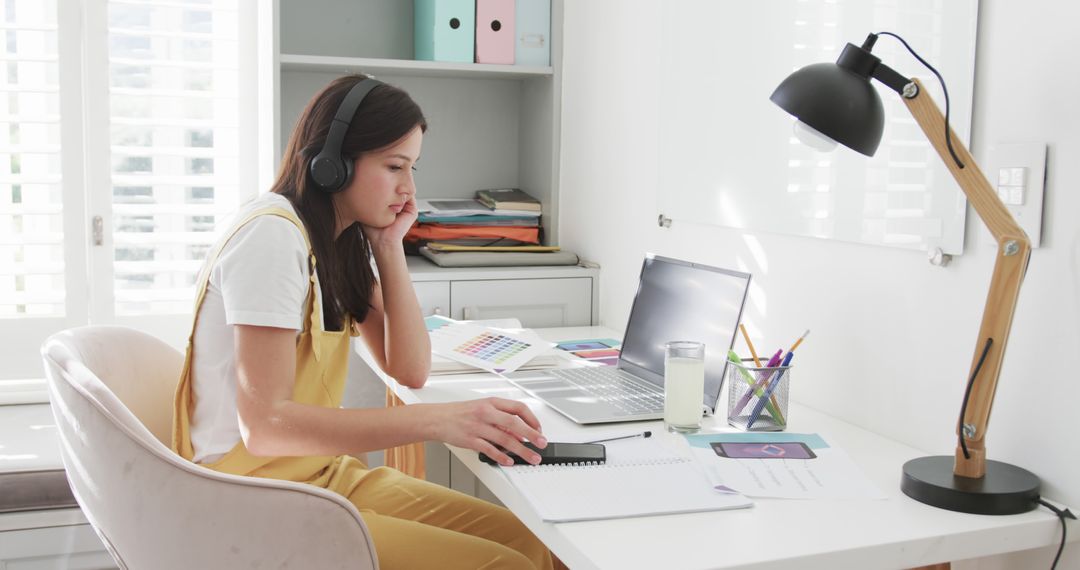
[550,367,665,415]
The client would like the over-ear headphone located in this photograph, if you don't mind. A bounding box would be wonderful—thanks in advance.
[309,78,382,193]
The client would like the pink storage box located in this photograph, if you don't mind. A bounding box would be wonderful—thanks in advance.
[476,0,515,64]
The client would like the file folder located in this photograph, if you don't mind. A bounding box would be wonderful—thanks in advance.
[515,0,550,66]
[415,0,475,63]
[476,0,515,64]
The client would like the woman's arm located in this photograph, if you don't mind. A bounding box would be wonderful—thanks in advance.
[353,191,430,388]
[353,241,430,388]
[235,324,545,465]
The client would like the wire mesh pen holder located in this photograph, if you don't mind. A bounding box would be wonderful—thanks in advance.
[726,359,791,431]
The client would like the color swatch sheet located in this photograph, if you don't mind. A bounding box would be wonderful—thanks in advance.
[430,320,554,374]
[555,338,621,366]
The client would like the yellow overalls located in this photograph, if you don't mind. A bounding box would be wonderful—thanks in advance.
[172,207,553,569]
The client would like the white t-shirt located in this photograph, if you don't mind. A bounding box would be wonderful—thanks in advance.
[189,193,314,464]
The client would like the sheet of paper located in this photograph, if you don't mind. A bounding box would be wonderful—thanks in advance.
[684,432,884,499]
[497,437,751,522]
[429,321,554,374]
[425,316,569,375]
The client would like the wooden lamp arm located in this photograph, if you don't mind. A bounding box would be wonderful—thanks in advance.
[902,78,1031,478]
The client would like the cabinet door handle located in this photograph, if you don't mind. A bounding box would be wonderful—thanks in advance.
[462,306,473,320]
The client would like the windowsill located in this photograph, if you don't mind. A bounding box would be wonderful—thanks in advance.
[0,403,63,472]
[0,379,48,406]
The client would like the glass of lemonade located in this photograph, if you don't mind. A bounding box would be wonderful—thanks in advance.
[664,341,705,432]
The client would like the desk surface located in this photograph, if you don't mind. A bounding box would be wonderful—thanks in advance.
[369,326,1068,570]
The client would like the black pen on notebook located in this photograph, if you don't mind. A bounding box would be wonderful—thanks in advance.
[583,431,652,445]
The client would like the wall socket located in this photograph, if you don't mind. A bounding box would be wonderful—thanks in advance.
[981,142,1047,248]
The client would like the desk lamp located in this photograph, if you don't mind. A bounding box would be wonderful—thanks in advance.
[770,32,1038,515]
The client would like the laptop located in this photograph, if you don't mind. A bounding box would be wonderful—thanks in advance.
[505,254,751,424]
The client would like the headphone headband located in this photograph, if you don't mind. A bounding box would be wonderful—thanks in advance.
[309,78,382,193]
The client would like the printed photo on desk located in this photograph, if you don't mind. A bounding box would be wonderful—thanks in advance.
[685,433,884,499]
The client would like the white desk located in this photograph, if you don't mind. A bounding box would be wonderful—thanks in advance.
[367,326,1071,569]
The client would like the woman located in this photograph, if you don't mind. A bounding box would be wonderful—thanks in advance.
[172,74,554,569]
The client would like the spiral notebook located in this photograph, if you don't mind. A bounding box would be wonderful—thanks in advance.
[501,441,752,522]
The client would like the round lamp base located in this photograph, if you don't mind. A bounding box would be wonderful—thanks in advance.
[901,456,1040,515]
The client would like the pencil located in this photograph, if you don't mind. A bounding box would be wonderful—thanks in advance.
[787,329,811,353]
[738,324,764,367]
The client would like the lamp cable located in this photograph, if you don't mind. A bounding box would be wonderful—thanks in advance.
[1036,498,1075,570]
[957,336,993,460]
[876,31,965,170]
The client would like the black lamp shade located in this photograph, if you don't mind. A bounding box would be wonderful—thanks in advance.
[770,62,885,157]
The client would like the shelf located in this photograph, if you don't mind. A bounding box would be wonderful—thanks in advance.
[406,255,597,282]
[279,54,554,80]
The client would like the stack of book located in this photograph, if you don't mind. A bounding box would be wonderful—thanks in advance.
[407,189,579,267]
[406,188,543,251]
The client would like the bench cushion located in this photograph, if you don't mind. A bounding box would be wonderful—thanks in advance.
[0,469,78,513]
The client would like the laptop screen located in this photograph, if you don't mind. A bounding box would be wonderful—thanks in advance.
[618,255,751,410]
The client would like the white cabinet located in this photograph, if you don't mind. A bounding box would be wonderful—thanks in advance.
[452,278,592,326]
[413,280,451,317]
[407,256,598,327]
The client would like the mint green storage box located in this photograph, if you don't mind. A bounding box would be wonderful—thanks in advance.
[415,0,475,63]
[515,0,550,66]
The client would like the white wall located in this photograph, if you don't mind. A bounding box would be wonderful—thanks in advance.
[559,1,1078,567]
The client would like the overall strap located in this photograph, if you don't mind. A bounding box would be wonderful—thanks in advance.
[186,206,319,342]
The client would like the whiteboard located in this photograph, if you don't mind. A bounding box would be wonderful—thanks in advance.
[658,0,979,254]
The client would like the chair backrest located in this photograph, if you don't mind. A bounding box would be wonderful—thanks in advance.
[42,325,378,570]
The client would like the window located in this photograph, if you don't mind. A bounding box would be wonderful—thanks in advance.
[0,1,64,325]
[0,0,260,393]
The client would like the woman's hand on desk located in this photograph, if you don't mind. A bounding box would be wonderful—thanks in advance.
[427,398,547,466]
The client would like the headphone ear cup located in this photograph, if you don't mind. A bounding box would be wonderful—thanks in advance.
[338,156,354,192]
[309,153,347,192]
[310,78,379,193]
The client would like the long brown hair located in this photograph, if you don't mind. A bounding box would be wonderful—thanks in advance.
[272,75,427,330]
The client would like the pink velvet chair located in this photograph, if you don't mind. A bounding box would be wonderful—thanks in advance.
[41,325,378,569]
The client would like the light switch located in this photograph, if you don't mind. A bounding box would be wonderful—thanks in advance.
[983,143,1046,248]
[1008,186,1025,205]
[1009,167,1026,186]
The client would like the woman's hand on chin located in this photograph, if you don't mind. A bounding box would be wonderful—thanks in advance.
[363,195,418,249]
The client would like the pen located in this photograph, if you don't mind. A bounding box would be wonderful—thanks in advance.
[747,352,795,429]
[787,329,810,354]
[737,325,785,418]
[731,348,783,417]
[745,330,807,422]
[584,431,652,444]
[725,349,786,425]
